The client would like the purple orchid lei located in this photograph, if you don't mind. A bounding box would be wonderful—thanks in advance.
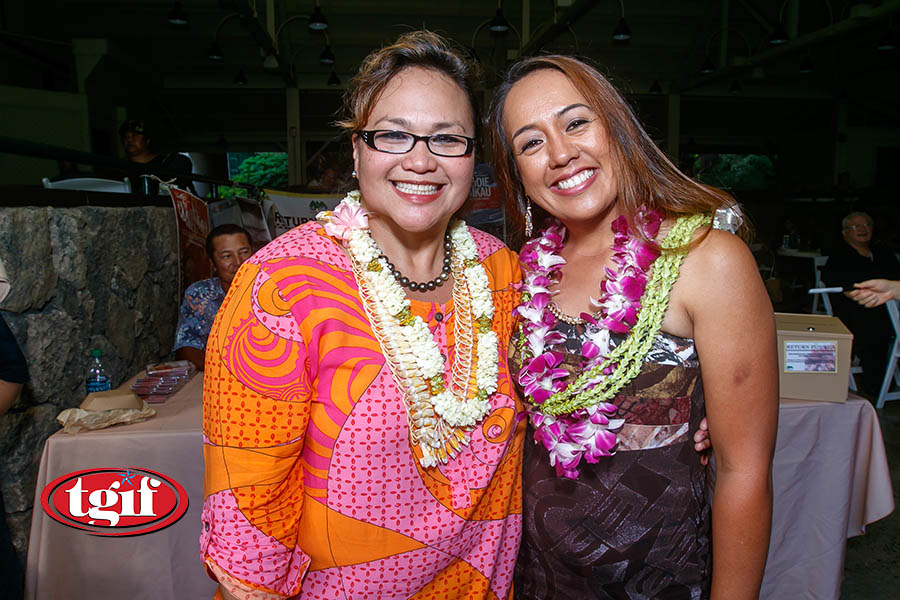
[515,208,663,478]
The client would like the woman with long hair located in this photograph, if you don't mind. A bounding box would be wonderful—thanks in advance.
[490,55,777,599]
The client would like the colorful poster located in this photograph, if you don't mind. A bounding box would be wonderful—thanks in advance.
[263,189,343,237]
[170,187,211,298]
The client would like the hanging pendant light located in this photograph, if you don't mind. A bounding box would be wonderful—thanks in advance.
[729,79,742,94]
[799,55,814,74]
[167,1,189,26]
[308,4,328,31]
[649,80,662,94]
[612,18,631,41]
[319,45,336,64]
[263,54,280,73]
[489,8,510,33]
[768,22,789,45]
[328,70,341,86]
[207,41,224,62]
[877,28,896,51]
[234,70,248,86]
[699,55,715,74]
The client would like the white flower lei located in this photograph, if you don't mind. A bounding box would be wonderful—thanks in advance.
[318,191,498,468]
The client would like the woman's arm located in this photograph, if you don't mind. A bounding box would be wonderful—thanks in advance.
[684,230,779,600]
[847,279,900,308]
[202,263,313,599]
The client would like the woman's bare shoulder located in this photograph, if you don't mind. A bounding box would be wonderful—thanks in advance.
[677,228,763,311]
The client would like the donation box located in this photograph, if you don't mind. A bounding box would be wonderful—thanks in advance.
[775,312,853,403]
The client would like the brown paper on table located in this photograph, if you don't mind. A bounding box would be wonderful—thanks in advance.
[57,391,156,434]
[80,389,143,411]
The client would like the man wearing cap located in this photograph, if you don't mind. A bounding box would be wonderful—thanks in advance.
[120,119,195,193]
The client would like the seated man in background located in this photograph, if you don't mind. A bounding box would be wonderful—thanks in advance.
[173,224,252,370]
[120,119,195,193]
[823,212,900,394]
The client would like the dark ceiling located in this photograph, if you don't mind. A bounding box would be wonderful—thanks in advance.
[2,0,898,155]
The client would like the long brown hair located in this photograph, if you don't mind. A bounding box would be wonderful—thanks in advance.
[488,55,749,245]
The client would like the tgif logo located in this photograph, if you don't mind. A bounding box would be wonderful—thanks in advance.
[40,468,189,536]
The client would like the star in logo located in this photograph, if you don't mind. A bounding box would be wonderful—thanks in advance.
[119,467,137,487]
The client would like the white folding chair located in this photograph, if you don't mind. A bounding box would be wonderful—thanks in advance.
[808,283,862,391]
[810,256,829,315]
[42,177,132,193]
[876,299,900,409]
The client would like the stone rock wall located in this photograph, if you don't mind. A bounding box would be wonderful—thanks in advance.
[0,205,178,568]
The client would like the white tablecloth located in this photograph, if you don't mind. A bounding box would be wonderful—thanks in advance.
[24,381,893,599]
[761,396,894,599]
[25,373,217,600]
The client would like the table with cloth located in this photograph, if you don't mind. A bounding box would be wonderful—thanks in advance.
[25,373,216,600]
[761,395,894,599]
[24,379,893,599]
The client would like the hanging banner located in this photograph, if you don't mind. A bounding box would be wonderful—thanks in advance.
[469,163,506,241]
[170,187,211,298]
[263,189,343,237]
[207,196,275,252]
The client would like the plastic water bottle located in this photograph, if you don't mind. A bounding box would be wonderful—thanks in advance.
[85,349,111,394]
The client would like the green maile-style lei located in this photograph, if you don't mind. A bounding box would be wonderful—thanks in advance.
[535,213,712,417]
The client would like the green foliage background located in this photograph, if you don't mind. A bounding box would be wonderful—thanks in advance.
[692,153,775,191]
[218,152,288,199]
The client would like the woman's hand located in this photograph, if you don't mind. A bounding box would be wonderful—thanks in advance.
[847,279,900,308]
[694,417,711,465]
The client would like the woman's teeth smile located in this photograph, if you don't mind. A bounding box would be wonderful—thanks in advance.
[556,169,595,190]
[394,181,439,195]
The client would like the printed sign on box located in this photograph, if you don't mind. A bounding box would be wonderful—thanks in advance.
[784,341,838,373]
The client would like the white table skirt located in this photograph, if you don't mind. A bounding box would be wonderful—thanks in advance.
[25,373,217,600]
[25,380,893,600]
[761,395,894,600]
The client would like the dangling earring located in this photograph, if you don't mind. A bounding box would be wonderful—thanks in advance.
[351,170,358,179]
[524,197,533,237]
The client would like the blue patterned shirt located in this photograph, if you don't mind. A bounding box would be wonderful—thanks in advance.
[172,277,226,352]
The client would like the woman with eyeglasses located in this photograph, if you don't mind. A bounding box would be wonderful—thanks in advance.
[200,31,526,600]
[489,55,778,599]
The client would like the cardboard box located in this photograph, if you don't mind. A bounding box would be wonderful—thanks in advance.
[775,313,853,403]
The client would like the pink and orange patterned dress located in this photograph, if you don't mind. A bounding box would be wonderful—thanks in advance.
[201,221,525,600]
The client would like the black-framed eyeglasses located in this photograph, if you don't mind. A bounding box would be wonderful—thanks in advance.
[357,130,475,157]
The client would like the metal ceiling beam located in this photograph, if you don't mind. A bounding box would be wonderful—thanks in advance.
[519,0,600,56]
[735,0,774,32]
[675,0,900,94]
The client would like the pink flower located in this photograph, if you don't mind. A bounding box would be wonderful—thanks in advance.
[523,324,566,357]
[636,208,663,237]
[616,275,645,302]
[323,202,368,242]
[518,351,568,404]
[515,208,664,478]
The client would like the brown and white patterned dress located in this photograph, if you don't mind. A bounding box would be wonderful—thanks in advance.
[512,323,711,600]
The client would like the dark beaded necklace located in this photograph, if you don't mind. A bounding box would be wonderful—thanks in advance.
[381,232,452,292]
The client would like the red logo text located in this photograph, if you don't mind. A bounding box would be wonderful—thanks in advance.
[40,468,188,536]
